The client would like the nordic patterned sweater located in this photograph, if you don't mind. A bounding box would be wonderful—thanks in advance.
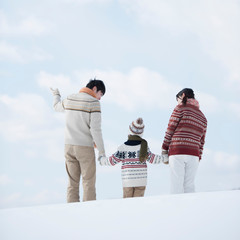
[162,100,207,160]
[99,140,162,187]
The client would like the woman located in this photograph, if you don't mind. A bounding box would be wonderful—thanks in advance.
[162,88,207,194]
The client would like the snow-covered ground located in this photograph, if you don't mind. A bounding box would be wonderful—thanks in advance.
[0,190,239,240]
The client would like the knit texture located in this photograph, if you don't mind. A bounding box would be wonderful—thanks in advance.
[53,91,105,155]
[162,100,207,160]
[79,87,97,98]
[128,135,148,162]
[100,143,162,187]
[129,118,145,136]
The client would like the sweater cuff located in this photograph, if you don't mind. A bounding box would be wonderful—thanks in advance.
[162,144,169,151]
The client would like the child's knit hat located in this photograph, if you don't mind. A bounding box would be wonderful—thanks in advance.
[129,117,145,137]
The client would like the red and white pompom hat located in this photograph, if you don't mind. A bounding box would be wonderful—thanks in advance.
[129,117,145,137]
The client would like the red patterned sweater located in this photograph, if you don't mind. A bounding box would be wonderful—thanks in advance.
[162,99,207,160]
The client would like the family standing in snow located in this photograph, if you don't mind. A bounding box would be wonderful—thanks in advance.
[50,79,207,202]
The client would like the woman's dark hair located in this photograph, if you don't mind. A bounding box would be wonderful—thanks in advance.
[86,78,106,95]
[176,88,195,105]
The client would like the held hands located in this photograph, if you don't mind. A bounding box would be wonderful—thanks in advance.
[162,154,169,164]
[50,87,60,96]
[98,155,105,166]
[161,149,169,164]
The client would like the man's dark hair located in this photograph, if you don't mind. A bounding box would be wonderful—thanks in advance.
[86,78,106,95]
[176,88,195,105]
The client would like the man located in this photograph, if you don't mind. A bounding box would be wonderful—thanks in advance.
[50,79,106,202]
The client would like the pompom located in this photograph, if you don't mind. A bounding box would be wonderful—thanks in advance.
[136,118,143,125]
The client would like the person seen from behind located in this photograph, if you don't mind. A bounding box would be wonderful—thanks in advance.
[99,118,168,198]
[50,79,106,202]
[162,88,207,194]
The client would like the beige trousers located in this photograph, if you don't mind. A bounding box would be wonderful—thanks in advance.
[65,145,96,202]
[123,186,146,198]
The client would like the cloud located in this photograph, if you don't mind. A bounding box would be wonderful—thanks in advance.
[120,0,240,90]
[197,92,220,114]
[61,0,111,4]
[23,190,63,205]
[0,11,53,63]
[28,47,53,61]
[0,10,52,36]
[0,41,53,63]
[0,41,24,62]
[0,93,52,134]
[132,138,240,174]
[75,67,182,111]
[75,67,224,115]
[37,71,76,95]
[196,96,240,120]
[38,68,240,119]
[202,148,240,173]
[213,151,240,170]
[24,179,35,187]
[0,190,64,208]
[227,102,240,120]
[0,192,21,208]
[0,93,64,162]
[0,174,12,186]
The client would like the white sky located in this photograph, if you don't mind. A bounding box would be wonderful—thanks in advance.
[0,0,240,208]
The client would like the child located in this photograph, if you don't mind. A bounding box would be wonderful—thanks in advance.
[99,117,167,198]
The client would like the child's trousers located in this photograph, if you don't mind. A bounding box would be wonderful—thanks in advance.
[123,186,146,198]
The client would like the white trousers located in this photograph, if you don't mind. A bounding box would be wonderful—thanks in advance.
[169,155,199,194]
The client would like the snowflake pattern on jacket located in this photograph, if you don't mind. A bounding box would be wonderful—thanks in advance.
[99,143,162,187]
